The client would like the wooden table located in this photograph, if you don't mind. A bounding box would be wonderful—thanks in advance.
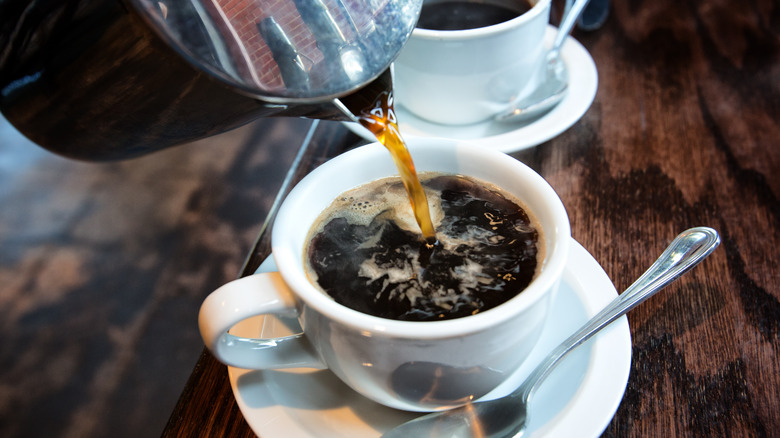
[163,0,779,436]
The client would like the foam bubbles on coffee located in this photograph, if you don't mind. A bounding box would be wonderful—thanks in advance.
[305,173,542,321]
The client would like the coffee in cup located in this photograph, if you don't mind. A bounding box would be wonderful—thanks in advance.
[416,0,534,30]
[305,172,543,321]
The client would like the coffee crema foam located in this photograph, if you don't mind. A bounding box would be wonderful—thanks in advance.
[305,173,544,321]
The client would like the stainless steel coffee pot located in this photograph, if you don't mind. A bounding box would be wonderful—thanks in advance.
[0,0,422,160]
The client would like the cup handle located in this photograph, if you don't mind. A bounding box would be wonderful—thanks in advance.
[198,273,325,370]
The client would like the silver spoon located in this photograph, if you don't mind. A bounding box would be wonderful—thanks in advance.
[495,0,592,124]
[382,227,720,438]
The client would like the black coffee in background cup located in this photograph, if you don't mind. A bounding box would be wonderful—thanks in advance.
[417,0,534,31]
[305,173,542,322]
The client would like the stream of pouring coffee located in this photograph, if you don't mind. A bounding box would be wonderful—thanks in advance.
[339,78,437,244]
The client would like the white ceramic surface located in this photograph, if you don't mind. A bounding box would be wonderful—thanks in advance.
[394,0,552,125]
[346,26,598,153]
[228,239,631,437]
[199,139,571,411]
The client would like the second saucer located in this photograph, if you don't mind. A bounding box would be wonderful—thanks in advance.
[345,25,598,154]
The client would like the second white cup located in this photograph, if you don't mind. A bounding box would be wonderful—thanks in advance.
[394,0,551,125]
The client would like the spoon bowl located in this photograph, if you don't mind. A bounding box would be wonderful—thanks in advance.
[496,0,591,124]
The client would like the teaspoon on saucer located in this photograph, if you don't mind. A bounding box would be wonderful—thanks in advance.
[382,227,720,438]
[495,0,591,124]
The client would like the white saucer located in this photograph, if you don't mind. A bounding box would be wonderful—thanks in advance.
[344,25,598,153]
[227,239,631,437]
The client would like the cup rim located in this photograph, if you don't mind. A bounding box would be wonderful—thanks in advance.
[411,0,552,41]
[272,138,570,339]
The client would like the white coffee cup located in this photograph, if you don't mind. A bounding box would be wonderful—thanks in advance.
[394,0,552,125]
[199,137,570,412]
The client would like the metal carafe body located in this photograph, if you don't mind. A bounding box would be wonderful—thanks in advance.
[0,0,421,160]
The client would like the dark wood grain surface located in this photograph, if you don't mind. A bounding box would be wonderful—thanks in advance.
[162,1,779,436]
[0,0,776,437]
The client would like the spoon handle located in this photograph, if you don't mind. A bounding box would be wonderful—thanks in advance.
[518,227,721,402]
[552,0,592,55]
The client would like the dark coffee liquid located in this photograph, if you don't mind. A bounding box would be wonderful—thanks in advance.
[417,1,529,31]
[305,174,540,321]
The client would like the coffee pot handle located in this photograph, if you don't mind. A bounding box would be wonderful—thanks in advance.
[198,273,325,370]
